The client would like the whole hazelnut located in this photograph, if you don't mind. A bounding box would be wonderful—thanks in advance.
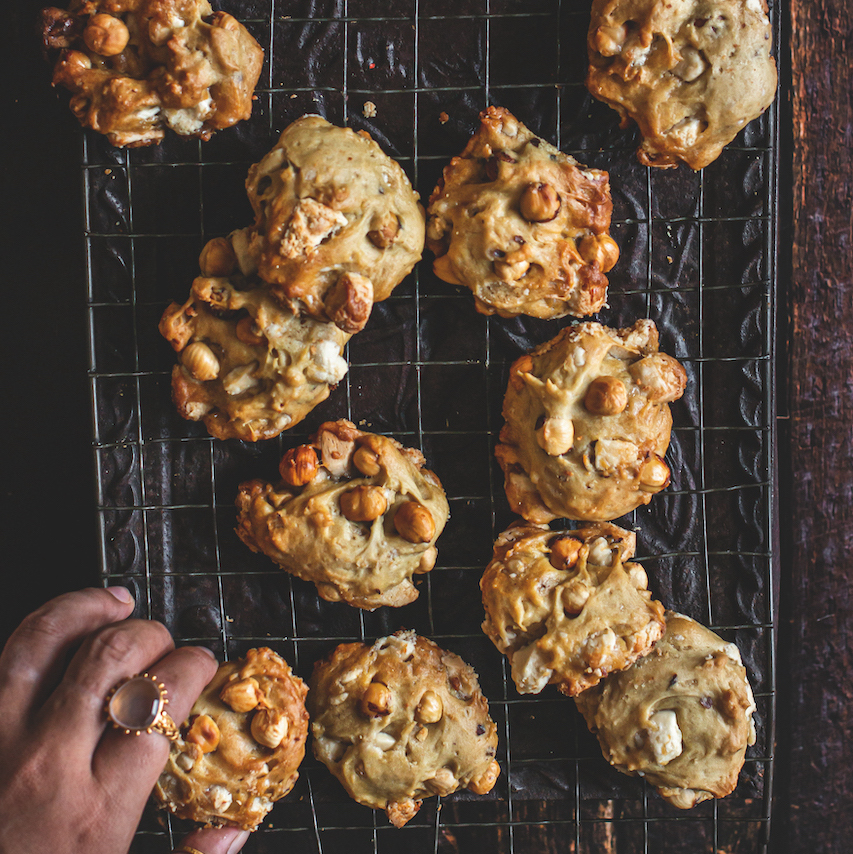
[199,237,237,277]
[353,445,381,477]
[251,708,289,749]
[219,676,261,713]
[361,682,391,717]
[520,183,561,223]
[181,341,220,381]
[550,535,582,570]
[279,445,319,487]
[536,417,574,456]
[509,354,534,391]
[415,690,443,724]
[584,376,628,416]
[83,13,130,56]
[578,234,620,272]
[494,255,530,281]
[468,759,501,795]
[562,582,591,615]
[416,545,438,574]
[367,212,400,248]
[639,456,670,491]
[186,714,221,754]
[626,562,649,589]
[340,485,388,522]
[393,501,436,544]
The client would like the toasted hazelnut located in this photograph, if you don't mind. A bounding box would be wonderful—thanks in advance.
[325,272,374,333]
[626,561,649,589]
[219,676,261,713]
[416,545,438,574]
[468,759,500,795]
[251,708,289,749]
[520,183,561,223]
[182,341,220,381]
[594,24,627,56]
[367,212,400,248]
[562,581,591,615]
[426,768,457,796]
[494,254,530,281]
[62,49,92,71]
[639,456,670,491]
[361,681,391,717]
[510,354,534,390]
[186,714,220,754]
[578,234,620,271]
[317,424,358,477]
[415,690,443,724]
[279,445,319,487]
[199,236,237,277]
[340,485,388,522]
[235,316,266,346]
[394,501,435,544]
[629,353,687,403]
[353,444,381,477]
[83,13,129,56]
[550,535,582,570]
[536,417,574,456]
[584,376,628,416]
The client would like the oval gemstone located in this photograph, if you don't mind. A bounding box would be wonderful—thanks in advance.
[109,676,162,730]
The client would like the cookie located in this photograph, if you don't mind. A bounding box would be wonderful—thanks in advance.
[40,0,263,148]
[587,0,777,169]
[495,318,687,522]
[307,631,500,827]
[426,106,619,320]
[235,420,449,609]
[481,521,665,696]
[575,612,757,809]
[158,232,350,442]
[154,648,309,829]
[240,115,425,327]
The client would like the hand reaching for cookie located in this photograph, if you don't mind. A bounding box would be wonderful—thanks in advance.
[0,587,248,854]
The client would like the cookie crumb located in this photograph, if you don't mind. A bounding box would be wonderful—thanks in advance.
[363,101,378,118]
[439,111,449,124]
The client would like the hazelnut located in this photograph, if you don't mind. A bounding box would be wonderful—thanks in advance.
[594,24,627,56]
[562,582,591,615]
[62,49,92,71]
[578,234,620,272]
[415,690,443,724]
[219,676,261,713]
[235,316,266,346]
[626,562,648,589]
[279,445,319,487]
[639,456,670,491]
[367,213,400,248]
[536,417,574,456]
[417,545,438,574]
[325,272,374,334]
[393,501,435,544]
[186,714,220,754]
[340,485,388,522]
[468,760,500,795]
[584,376,628,416]
[520,183,561,223]
[361,681,391,717]
[509,354,534,391]
[251,708,289,749]
[494,254,530,281]
[199,237,237,277]
[629,353,687,403]
[353,445,381,477]
[83,13,129,57]
[317,423,357,477]
[426,768,457,796]
[550,535,582,571]
[181,341,220,381]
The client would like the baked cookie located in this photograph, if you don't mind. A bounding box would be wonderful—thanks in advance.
[495,318,687,522]
[481,521,665,696]
[575,612,757,809]
[154,647,309,829]
[235,420,449,609]
[40,0,263,148]
[307,631,500,827]
[241,115,425,327]
[426,106,619,320]
[587,0,777,169]
[159,232,350,442]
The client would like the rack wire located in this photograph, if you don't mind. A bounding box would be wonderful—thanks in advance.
[83,1,779,851]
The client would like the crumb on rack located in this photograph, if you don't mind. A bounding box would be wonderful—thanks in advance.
[363,101,378,118]
[439,111,449,124]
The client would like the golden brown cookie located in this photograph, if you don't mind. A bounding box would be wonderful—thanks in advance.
[40,0,263,148]
[158,232,350,442]
[307,631,500,827]
[575,612,757,809]
[481,521,665,696]
[235,420,449,610]
[241,115,425,327]
[495,318,687,522]
[154,648,309,829]
[587,0,777,169]
[426,106,619,320]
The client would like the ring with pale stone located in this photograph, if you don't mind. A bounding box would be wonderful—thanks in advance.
[104,672,179,741]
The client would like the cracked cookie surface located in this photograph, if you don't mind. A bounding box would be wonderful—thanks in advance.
[495,318,687,523]
[427,106,619,320]
[481,521,665,696]
[154,648,309,829]
[575,612,757,809]
[235,420,449,609]
[308,631,500,827]
[587,0,777,169]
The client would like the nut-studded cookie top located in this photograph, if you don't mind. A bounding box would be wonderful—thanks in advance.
[235,420,450,610]
[495,319,687,522]
[40,0,264,148]
[242,115,425,325]
[308,631,500,827]
[159,233,350,442]
[426,106,619,320]
[154,648,309,829]
[575,612,757,809]
[587,0,777,170]
[481,522,665,696]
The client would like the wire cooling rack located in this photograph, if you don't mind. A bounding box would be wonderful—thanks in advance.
[82,1,779,851]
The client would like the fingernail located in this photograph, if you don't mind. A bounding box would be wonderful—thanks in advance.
[225,829,251,854]
[197,645,217,659]
[105,586,134,605]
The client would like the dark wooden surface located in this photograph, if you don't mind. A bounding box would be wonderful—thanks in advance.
[3,1,851,850]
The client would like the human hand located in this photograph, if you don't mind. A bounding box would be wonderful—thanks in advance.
[0,587,249,854]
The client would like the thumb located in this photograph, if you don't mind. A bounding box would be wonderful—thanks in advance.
[172,827,251,854]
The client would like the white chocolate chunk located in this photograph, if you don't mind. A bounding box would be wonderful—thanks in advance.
[647,710,683,766]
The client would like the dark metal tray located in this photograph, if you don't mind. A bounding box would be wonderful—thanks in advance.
[84,1,779,851]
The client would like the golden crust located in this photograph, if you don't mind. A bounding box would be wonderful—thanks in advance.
[40,0,264,147]
[481,521,665,696]
[575,612,757,809]
[307,631,500,827]
[426,106,618,320]
[235,420,449,609]
[154,648,309,830]
[495,318,687,522]
[587,0,777,169]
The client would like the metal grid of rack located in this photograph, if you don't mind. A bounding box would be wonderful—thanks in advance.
[82,1,778,851]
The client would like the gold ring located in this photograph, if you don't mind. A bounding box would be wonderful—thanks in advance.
[105,672,180,741]
[173,847,206,854]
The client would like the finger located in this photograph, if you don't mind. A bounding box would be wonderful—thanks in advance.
[94,644,218,789]
[172,827,251,854]
[0,587,135,722]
